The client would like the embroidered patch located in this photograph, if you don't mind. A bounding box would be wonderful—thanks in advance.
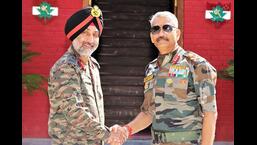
[144,74,153,82]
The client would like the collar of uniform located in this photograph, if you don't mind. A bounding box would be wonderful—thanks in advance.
[157,46,179,67]
[90,57,100,69]
[173,46,186,64]
[78,59,86,70]
[78,57,95,70]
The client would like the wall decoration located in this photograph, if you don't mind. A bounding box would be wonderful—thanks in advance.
[205,2,231,26]
[32,1,58,23]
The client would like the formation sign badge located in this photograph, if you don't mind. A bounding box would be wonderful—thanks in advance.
[37,2,54,19]
[32,1,58,23]
[205,2,231,25]
[209,5,226,22]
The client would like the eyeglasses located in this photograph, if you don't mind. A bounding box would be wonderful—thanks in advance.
[150,24,177,35]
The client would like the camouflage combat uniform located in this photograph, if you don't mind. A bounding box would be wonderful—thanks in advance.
[48,46,110,145]
[141,46,217,145]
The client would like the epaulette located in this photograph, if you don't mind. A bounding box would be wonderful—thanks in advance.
[183,51,206,66]
[90,57,100,69]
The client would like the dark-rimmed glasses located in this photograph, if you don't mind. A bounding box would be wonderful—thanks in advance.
[150,24,177,35]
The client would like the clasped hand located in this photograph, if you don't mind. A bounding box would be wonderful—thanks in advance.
[106,124,129,145]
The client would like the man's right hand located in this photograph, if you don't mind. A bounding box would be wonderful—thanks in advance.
[106,124,128,145]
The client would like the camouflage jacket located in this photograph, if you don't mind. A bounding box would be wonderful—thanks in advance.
[48,47,110,145]
[141,46,217,132]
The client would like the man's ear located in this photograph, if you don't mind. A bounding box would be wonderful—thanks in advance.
[176,29,181,41]
[150,33,155,43]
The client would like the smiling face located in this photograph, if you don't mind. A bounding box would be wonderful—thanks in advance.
[150,15,181,55]
[72,25,100,57]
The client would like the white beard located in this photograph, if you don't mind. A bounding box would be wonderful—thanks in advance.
[77,46,96,57]
[72,40,97,57]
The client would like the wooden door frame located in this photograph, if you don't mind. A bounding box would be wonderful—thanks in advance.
[173,0,184,47]
[82,0,184,47]
[82,0,91,7]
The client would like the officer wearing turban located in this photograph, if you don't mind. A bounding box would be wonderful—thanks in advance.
[48,6,125,145]
[65,5,103,41]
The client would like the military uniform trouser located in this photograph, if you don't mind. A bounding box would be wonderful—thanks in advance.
[152,140,199,145]
[51,138,103,145]
[151,129,201,145]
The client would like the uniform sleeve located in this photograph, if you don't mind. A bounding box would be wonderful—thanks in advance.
[194,62,217,113]
[140,65,155,116]
[48,64,110,141]
[141,89,155,116]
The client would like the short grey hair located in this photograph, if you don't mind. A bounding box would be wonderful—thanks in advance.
[149,11,178,28]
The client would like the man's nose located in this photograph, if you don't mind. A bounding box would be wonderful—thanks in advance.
[83,34,94,43]
[157,28,165,37]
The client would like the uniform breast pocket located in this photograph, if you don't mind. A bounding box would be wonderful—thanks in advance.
[172,77,188,89]
[164,77,189,101]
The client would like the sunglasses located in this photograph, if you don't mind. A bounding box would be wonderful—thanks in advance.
[150,24,177,35]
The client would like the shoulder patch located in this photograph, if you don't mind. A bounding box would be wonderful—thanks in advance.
[145,59,157,76]
[144,74,153,82]
[145,59,157,70]
[90,57,100,69]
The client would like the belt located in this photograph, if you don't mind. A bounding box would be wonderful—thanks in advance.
[151,129,201,143]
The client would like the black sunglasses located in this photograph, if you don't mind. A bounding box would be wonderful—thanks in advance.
[150,24,177,34]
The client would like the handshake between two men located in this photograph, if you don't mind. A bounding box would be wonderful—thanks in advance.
[106,124,132,145]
